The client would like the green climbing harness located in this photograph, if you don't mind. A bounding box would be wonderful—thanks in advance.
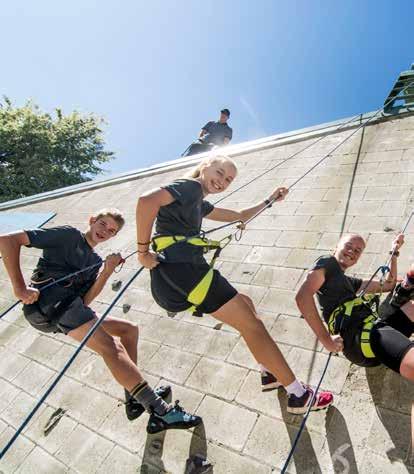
[328,293,380,364]
[151,234,232,316]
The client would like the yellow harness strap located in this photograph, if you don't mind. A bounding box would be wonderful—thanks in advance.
[151,234,231,314]
[328,294,378,359]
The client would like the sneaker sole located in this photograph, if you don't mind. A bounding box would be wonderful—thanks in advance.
[146,417,202,434]
[287,399,333,415]
[261,382,282,392]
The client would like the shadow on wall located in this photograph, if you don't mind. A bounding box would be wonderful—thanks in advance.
[366,365,414,467]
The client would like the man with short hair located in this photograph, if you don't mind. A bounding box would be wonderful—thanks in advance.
[0,209,201,433]
[183,108,233,156]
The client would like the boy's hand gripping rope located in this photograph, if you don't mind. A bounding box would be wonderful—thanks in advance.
[0,250,138,320]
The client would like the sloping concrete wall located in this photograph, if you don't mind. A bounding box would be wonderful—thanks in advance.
[1,113,414,473]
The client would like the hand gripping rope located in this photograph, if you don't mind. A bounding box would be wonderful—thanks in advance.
[0,250,138,320]
[2,80,414,462]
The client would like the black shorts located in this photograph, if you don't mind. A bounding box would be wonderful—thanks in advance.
[150,263,237,314]
[370,309,414,373]
[23,297,96,335]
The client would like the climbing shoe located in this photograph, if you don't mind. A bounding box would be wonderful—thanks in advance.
[125,384,171,421]
[261,371,282,391]
[146,400,202,434]
[287,385,333,415]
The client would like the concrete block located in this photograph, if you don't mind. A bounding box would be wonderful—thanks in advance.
[145,346,200,384]
[364,186,410,201]
[25,406,77,455]
[196,396,257,452]
[22,335,63,366]
[276,231,320,249]
[218,244,251,263]
[0,427,35,473]
[55,424,114,471]
[226,338,260,370]
[218,261,260,284]
[15,446,67,473]
[349,216,400,233]
[0,321,22,347]
[243,413,325,473]
[96,446,142,474]
[186,358,247,401]
[316,232,342,251]
[367,407,411,462]
[284,248,324,269]
[245,246,291,266]
[296,201,340,216]
[323,186,367,202]
[360,451,413,474]
[270,314,323,351]
[0,349,31,382]
[47,377,115,431]
[274,215,312,231]
[233,229,281,246]
[259,288,301,316]
[362,150,404,162]
[233,283,268,307]
[0,380,21,415]
[376,200,408,217]
[12,360,55,396]
[252,265,304,290]
[235,370,285,419]
[286,347,350,394]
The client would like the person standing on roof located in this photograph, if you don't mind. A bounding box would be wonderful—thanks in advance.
[183,108,233,157]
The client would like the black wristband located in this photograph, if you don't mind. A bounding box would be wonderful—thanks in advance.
[264,198,272,208]
[389,250,400,257]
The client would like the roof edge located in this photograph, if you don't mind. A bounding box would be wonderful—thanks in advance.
[1,107,413,211]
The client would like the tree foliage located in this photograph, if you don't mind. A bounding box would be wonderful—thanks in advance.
[0,97,114,203]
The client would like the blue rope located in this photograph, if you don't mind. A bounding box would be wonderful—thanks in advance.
[0,250,137,320]
[0,266,143,460]
[280,353,332,474]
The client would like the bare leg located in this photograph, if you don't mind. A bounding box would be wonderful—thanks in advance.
[400,347,414,381]
[68,319,143,392]
[101,316,139,364]
[401,300,414,322]
[212,293,296,386]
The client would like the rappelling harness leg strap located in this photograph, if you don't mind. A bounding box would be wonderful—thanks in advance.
[151,234,232,317]
[328,293,379,362]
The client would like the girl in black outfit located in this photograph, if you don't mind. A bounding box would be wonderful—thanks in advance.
[136,155,334,414]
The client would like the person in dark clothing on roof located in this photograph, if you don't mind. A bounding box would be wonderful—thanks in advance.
[183,108,233,157]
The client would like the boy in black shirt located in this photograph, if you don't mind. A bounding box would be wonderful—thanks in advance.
[0,209,201,433]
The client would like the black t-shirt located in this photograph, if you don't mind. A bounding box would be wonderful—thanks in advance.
[25,226,102,297]
[201,121,233,145]
[311,255,363,323]
[156,179,214,263]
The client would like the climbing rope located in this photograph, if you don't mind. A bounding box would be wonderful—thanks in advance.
[1,80,414,463]
[214,113,363,205]
[0,250,138,320]
[0,266,144,460]
[280,353,332,474]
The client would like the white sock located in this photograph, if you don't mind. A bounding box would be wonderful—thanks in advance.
[259,364,269,374]
[285,380,306,398]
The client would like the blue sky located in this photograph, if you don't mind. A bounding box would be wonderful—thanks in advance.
[2,1,413,176]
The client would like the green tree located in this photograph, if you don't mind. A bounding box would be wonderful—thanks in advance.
[0,97,114,203]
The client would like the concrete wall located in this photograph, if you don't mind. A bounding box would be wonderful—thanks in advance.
[1,113,414,473]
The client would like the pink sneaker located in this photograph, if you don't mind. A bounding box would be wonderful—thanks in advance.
[287,385,333,415]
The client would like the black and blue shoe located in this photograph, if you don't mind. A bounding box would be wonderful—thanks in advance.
[125,384,171,421]
[146,400,202,434]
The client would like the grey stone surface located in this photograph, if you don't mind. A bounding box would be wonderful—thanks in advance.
[0,113,414,473]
